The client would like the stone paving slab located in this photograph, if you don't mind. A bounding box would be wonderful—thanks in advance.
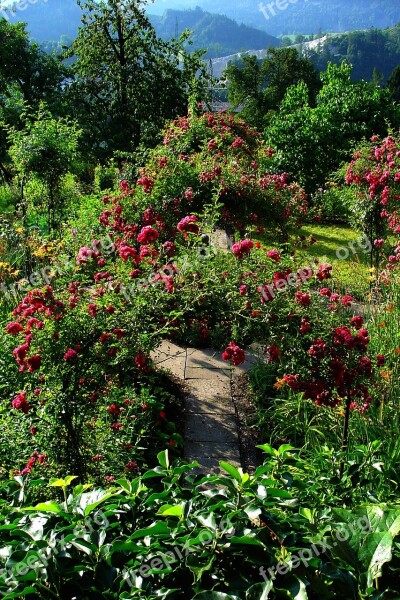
[185,413,238,443]
[185,441,241,465]
[186,348,227,370]
[150,339,257,471]
[186,395,235,414]
[186,379,231,400]
[155,356,185,379]
[151,341,186,365]
[185,367,231,380]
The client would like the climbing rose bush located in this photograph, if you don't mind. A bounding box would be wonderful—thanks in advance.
[129,110,308,239]
[283,314,375,412]
[4,111,388,484]
[3,262,183,480]
[346,133,400,274]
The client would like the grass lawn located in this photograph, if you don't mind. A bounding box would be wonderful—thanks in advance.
[258,223,371,299]
[296,223,372,298]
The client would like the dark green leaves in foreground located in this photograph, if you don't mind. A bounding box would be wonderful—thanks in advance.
[0,449,400,598]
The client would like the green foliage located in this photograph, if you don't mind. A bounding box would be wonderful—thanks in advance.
[388,64,400,102]
[265,62,400,193]
[0,18,67,112]
[0,452,400,598]
[94,163,118,192]
[8,106,81,231]
[71,0,210,160]
[306,26,400,83]
[225,48,320,129]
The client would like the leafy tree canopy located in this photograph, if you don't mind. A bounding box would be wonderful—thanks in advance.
[225,48,320,129]
[265,62,400,193]
[70,0,210,160]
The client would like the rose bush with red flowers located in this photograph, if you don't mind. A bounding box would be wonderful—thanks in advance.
[126,111,308,240]
[346,133,400,273]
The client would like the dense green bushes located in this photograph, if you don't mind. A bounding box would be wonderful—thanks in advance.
[1,451,400,599]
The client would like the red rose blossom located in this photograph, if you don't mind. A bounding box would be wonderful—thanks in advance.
[222,341,245,366]
[6,322,24,335]
[177,215,199,237]
[64,348,78,361]
[137,226,159,244]
[27,355,42,372]
[266,249,281,262]
[232,239,254,259]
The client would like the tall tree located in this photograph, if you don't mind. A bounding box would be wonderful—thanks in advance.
[0,18,67,112]
[225,47,320,128]
[265,62,400,192]
[388,65,400,102]
[9,106,81,232]
[72,0,209,160]
[0,18,68,181]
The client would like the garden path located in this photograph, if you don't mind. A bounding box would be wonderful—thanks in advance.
[152,227,258,472]
[151,341,258,472]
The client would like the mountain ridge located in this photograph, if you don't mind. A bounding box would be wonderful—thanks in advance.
[3,0,279,57]
[4,0,400,44]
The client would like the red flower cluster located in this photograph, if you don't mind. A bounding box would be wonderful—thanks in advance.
[118,243,139,264]
[27,355,42,372]
[15,451,47,476]
[64,348,78,361]
[177,215,199,237]
[231,137,245,149]
[284,316,375,412]
[12,391,30,414]
[135,352,151,373]
[7,289,60,373]
[346,135,400,236]
[264,344,280,363]
[77,245,101,265]
[6,322,24,335]
[266,249,281,263]
[317,263,332,281]
[137,175,155,194]
[222,341,245,366]
[295,291,311,307]
[231,239,254,259]
[137,226,159,244]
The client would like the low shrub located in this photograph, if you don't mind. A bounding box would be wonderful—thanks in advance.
[0,451,399,599]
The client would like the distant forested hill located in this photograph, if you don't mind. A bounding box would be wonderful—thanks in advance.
[3,0,278,56]
[5,0,400,46]
[152,0,400,36]
[150,8,279,57]
[304,26,400,81]
[5,0,81,41]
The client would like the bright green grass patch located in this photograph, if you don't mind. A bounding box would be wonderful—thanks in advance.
[297,224,371,298]
[258,223,371,298]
